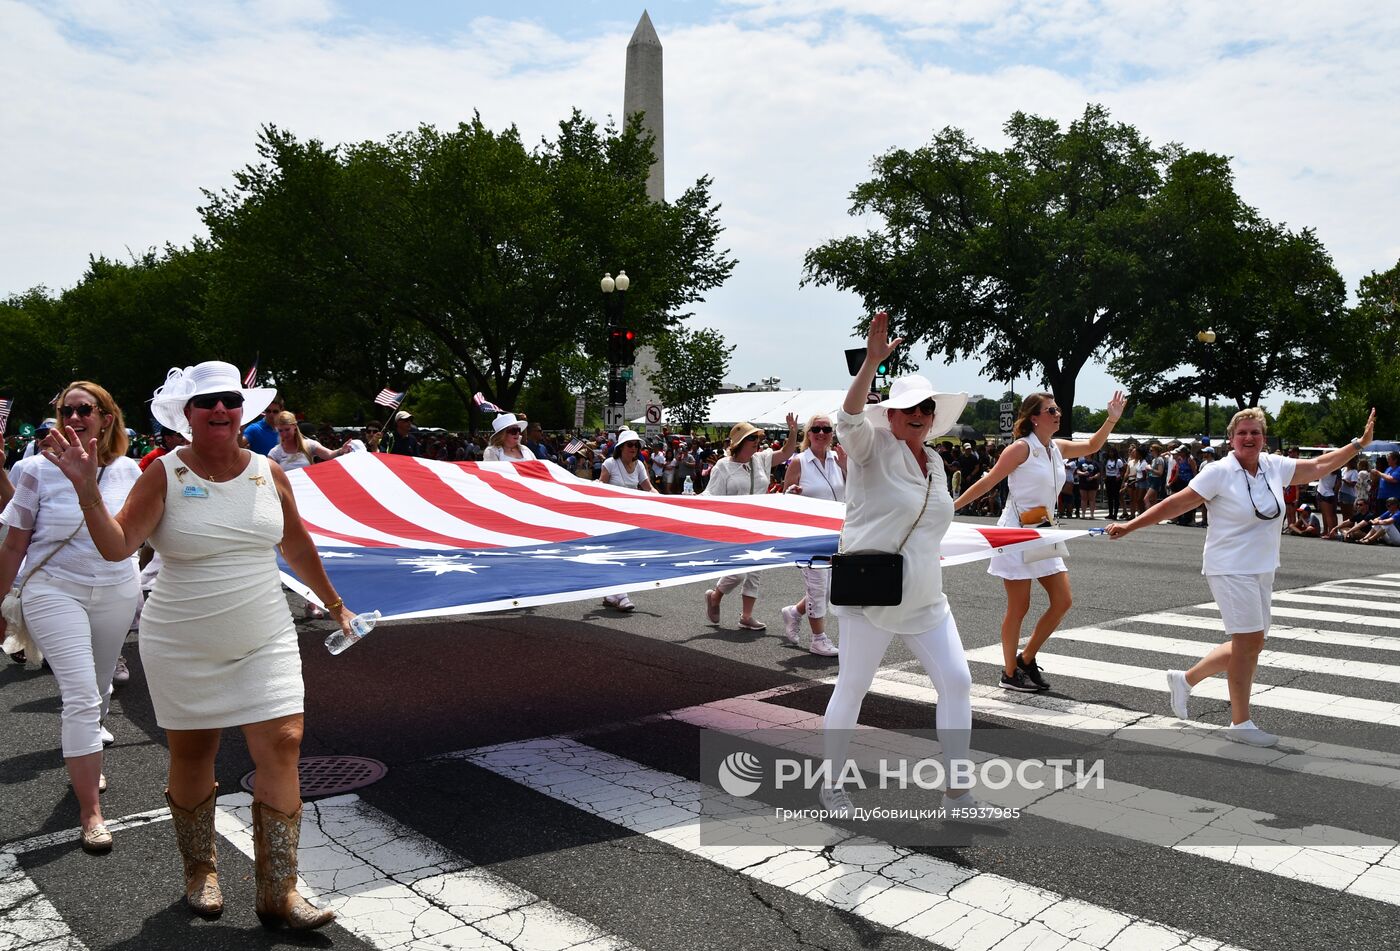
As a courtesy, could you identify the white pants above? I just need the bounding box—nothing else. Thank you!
[799,566,829,619]
[715,573,759,598]
[823,612,974,788]
[22,571,140,757]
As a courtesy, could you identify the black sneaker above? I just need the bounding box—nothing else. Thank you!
[1017,653,1050,691]
[999,669,1039,692]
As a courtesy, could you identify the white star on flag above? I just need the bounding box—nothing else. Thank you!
[730,547,791,562]
[398,555,489,575]
[320,552,362,559]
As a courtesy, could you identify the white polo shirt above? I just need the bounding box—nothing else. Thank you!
[1188,451,1297,575]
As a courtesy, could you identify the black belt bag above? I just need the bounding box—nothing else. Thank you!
[822,472,934,608]
[828,551,903,606]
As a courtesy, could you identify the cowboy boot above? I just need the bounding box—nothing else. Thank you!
[164,785,223,917]
[251,800,335,930]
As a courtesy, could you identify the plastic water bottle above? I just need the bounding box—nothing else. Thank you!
[682,476,695,495]
[324,610,381,655]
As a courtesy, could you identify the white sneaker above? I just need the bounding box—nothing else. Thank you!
[809,634,839,657]
[818,786,853,818]
[1223,720,1279,748]
[1166,670,1190,720]
[100,726,115,746]
[780,606,801,645]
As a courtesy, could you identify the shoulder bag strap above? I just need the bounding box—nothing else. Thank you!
[893,473,935,554]
[17,465,106,593]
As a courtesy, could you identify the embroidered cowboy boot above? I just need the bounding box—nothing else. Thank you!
[164,785,223,917]
[251,800,335,930]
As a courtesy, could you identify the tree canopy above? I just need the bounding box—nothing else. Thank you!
[802,103,1343,432]
[200,112,736,412]
[647,326,735,430]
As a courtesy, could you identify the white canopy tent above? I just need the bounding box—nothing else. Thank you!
[632,390,848,429]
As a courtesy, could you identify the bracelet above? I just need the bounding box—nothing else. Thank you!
[324,597,344,613]
[80,496,103,511]
[1351,438,1363,449]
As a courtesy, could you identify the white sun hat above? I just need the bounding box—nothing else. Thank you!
[150,362,278,436]
[491,412,523,435]
[866,374,968,440]
[615,429,643,446]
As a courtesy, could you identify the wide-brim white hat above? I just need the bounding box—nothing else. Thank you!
[492,412,523,435]
[615,429,642,446]
[150,362,277,436]
[865,374,967,441]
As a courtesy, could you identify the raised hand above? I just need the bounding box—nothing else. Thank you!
[1361,408,1377,447]
[1106,390,1128,422]
[786,412,800,433]
[41,424,100,487]
[867,311,903,365]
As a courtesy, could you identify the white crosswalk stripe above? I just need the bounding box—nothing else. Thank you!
[453,736,1255,951]
[1272,591,1400,613]
[1120,611,1400,653]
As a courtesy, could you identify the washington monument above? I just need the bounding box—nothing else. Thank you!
[622,11,663,419]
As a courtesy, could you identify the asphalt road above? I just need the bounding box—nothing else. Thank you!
[3,518,1399,950]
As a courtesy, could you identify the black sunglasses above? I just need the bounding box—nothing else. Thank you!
[502,428,522,436]
[59,403,98,419]
[189,392,245,410]
[1242,470,1281,521]
[808,426,833,434]
[898,399,936,416]
[1036,405,1062,416]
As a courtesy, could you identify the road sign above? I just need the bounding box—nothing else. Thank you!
[999,401,1015,441]
[574,395,586,428]
[645,403,662,425]
[605,405,625,431]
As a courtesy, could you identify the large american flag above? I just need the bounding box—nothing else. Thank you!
[280,454,1083,621]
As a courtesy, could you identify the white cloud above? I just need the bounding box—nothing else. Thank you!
[4,0,1397,413]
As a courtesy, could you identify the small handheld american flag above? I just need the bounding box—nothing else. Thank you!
[0,397,11,435]
[243,357,259,388]
[473,392,504,414]
[563,437,585,454]
[374,388,406,409]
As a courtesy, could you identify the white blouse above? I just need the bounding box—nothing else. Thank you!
[269,439,325,471]
[1,456,141,586]
[484,444,537,463]
[833,409,953,634]
[602,456,649,490]
[704,449,774,497]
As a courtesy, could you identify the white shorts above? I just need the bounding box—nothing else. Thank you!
[1206,572,1274,635]
[987,549,1066,581]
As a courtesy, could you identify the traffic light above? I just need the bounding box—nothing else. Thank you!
[621,329,637,365]
[608,378,628,405]
[607,326,625,364]
[876,358,889,376]
[844,347,890,377]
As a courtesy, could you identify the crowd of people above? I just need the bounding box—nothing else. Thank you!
[0,348,1387,905]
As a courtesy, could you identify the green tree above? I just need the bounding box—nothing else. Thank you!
[0,287,69,427]
[1329,258,1400,442]
[201,113,736,413]
[803,104,1261,434]
[646,326,735,430]
[1111,220,1349,410]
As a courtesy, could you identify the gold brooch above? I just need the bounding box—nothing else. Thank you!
[249,474,267,487]
[174,466,188,482]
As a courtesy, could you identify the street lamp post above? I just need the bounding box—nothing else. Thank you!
[602,271,632,431]
[1196,329,1216,438]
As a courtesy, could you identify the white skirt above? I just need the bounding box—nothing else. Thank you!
[987,549,1066,581]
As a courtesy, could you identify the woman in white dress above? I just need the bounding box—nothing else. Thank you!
[0,381,141,854]
[267,411,350,471]
[46,362,351,929]
[1109,407,1376,746]
[954,390,1126,693]
[779,413,845,656]
[703,415,799,631]
[597,429,659,612]
[483,413,536,462]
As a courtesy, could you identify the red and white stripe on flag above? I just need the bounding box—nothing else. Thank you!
[242,361,258,388]
[374,388,405,408]
[284,456,1086,621]
[563,438,585,454]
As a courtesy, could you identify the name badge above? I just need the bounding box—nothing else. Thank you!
[182,485,209,499]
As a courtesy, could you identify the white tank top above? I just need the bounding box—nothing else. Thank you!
[795,448,845,502]
[998,435,1064,527]
[602,455,648,491]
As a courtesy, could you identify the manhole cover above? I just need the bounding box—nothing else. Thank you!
[240,755,387,798]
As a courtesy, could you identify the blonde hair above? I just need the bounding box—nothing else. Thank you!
[1012,392,1055,439]
[57,381,128,465]
[274,411,309,459]
[800,414,834,452]
[1226,407,1268,439]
